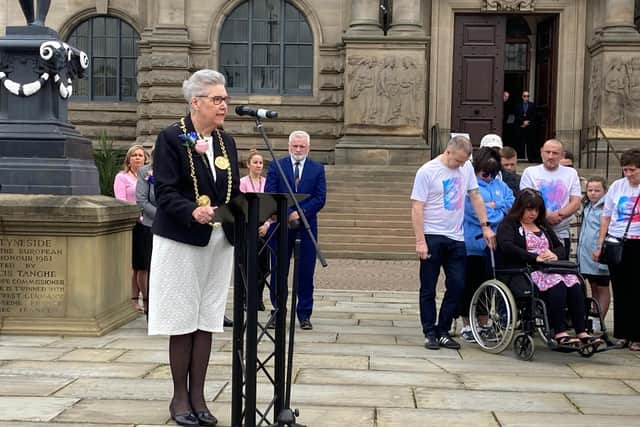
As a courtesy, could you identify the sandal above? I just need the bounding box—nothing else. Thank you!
[131,297,144,314]
[616,339,629,348]
[556,335,580,346]
[629,342,640,351]
[579,335,605,348]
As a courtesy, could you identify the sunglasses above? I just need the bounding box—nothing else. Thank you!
[480,171,497,179]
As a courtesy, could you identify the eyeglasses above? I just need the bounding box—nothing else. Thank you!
[480,171,497,179]
[198,95,231,105]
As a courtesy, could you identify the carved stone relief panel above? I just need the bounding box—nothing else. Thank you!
[345,52,425,129]
[483,0,535,12]
[588,58,603,126]
[598,55,640,129]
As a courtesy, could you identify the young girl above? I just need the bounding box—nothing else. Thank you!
[578,176,610,330]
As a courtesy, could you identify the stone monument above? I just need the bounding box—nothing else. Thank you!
[0,1,140,335]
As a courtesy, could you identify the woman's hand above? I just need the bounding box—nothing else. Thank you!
[536,250,558,262]
[259,222,270,237]
[192,205,216,224]
[592,248,601,262]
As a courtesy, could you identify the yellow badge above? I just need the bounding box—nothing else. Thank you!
[197,195,211,207]
[214,156,230,170]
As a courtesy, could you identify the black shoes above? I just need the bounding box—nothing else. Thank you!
[438,334,461,350]
[169,402,199,426]
[424,335,440,350]
[194,410,218,426]
[300,318,313,330]
[223,316,233,327]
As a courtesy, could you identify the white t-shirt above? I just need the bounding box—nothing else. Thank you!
[411,159,478,241]
[520,164,582,238]
[603,178,640,239]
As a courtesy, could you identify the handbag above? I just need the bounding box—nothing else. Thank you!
[599,190,640,265]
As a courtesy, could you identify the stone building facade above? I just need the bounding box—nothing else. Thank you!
[1,0,639,165]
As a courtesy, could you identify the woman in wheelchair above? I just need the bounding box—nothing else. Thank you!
[496,189,603,347]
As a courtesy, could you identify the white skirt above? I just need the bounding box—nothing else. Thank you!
[148,229,233,335]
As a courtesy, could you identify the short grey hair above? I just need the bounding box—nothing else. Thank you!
[289,130,310,145]
[182,69,226,102]
[446,135,472,155]
[543,138,565,151]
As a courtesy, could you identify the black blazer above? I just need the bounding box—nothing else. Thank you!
[152,116,240,246]
[514,101,536,127]
[497,217,567,268]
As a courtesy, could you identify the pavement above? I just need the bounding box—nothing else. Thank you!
[1,258,640,426]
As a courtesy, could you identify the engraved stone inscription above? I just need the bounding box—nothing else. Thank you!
[0,236,66,316]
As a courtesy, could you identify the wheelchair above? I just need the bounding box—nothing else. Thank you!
[468,253,619,361]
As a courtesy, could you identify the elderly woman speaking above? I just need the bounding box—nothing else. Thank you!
[148,69,240,426]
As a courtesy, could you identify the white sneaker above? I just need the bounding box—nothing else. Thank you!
[460,326,476,343]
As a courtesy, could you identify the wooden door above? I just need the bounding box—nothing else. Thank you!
[451,15,506,147]
[535,15,558,142]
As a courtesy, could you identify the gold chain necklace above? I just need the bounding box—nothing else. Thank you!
[179,117,232,207]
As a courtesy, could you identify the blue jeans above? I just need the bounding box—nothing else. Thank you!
[419,234,466,338]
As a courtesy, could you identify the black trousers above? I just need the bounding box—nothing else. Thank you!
[608,239,640,341]
[540,282,586,335]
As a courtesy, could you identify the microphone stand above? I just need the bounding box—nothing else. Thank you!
[254,117,326,427]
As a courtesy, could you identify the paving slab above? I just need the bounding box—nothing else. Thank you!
[369,356,446,373]
[53,377,224,400]
[415,388,577,413]
[57,348,127,362]
[216,383,415,408]
[54,399,169,424]
[0,336,61,347]
[570,363,640,379]
[567,393,640,415]
[0,360,157,378]
[376,408,499,427]
[357,319,394,326]
[0,423,130,427]
[0,346,71,361]
[461,374,635,394]
[296,368,461,388]
[0,397,79,422]
[353,313,419,321]
[45,336,121,349]
[291,342,460,359]
[626,380,640,393]
[0,375,74,397]
[495,411,640,426]
[336,333,396,344]
[431,358,579,377]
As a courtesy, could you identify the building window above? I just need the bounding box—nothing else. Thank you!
[67,16,139,101]
[220,0,313,94]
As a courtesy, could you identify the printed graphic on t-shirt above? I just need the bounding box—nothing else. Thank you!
[615,196,640,222]
[539,180,568,212]
[443,176,462,211]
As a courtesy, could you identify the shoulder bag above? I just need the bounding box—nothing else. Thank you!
[599,190,640,265]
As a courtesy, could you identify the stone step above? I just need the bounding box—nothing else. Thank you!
[319,212,409,222]
[326,193,410,202]
[319,218,412,228]
[320,226,414,237]
[323,205,409,215]
[320,234,414,244]
[323,249,415,260]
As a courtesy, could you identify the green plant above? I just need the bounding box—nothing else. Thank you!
[93,131,125,197]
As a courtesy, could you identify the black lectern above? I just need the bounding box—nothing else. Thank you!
[218,192,306,427]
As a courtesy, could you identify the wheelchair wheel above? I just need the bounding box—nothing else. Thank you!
[469,279,518,354]
[579,344,597,358]
[513,333,535,361]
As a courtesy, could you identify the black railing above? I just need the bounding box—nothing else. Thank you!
[578,125,621,181]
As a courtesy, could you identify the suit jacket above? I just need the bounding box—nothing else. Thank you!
[514,101,536,127]
[265,156,326,230]
[136,164,157,227]
[152,115,240,246]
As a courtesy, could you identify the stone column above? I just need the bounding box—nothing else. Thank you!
[587,0,640,165]
[387,0,424,35]
[136,0,191,146]
[603,0,636,33]
[345,0,382,35]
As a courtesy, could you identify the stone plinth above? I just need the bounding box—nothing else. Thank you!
[0,195,140,336]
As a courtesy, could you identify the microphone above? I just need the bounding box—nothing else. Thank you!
[235,105,278,119]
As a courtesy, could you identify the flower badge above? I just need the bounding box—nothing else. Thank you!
[178,130,209,163]
[145,169,154,184]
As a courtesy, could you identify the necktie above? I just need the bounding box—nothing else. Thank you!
[294,161,300,191]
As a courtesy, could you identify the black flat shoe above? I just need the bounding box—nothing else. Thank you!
[194,410,218,426]
[172,412,199,426]
[223,316,233,327]
[170,402,199,426]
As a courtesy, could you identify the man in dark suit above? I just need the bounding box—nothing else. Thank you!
[265,130,327,330]
[514,90,538,162]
